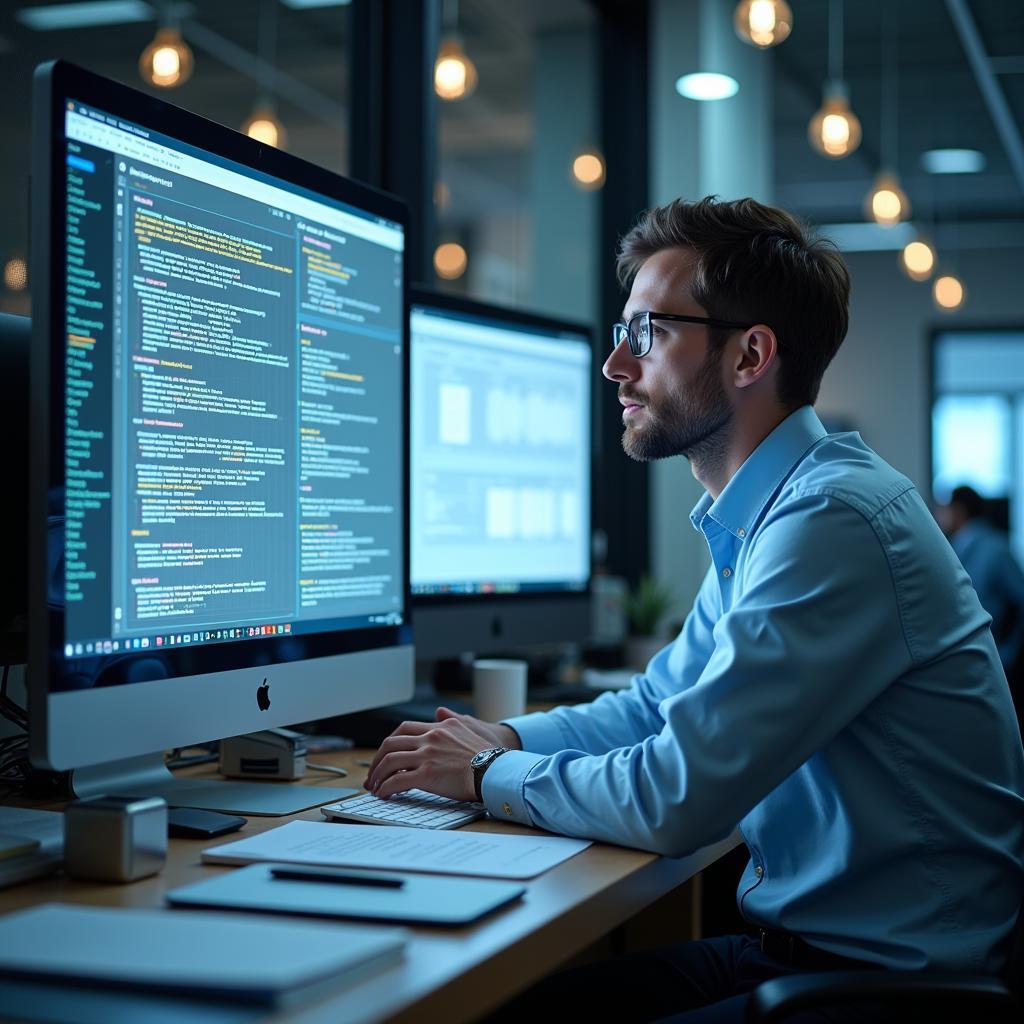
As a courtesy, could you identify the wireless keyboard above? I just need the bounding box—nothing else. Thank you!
[320,789,486,830]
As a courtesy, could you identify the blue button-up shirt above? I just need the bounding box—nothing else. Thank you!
[951,519,1024,671]
[485,406,1024,972]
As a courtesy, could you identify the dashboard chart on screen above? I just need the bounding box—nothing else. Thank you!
[409,291,593,659]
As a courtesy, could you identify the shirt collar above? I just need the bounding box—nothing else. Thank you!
[689,405,829,539]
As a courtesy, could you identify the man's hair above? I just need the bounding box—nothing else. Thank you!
[616,196,851,408]
[951,485,985,520]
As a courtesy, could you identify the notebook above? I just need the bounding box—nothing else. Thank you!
[168,862,525,925]
[0,903,405,1009]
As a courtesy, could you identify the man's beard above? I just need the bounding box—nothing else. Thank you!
[620,347,733,463]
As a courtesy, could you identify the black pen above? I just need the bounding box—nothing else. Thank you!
[269,865,404,888]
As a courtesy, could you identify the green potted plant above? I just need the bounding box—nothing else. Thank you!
[625,575,674,669]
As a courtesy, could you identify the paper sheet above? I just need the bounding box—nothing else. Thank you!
[202,820,590,879]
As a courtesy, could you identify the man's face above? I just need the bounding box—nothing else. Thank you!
[603,248,734,462]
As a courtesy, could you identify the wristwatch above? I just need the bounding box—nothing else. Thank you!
[470,747,509,803]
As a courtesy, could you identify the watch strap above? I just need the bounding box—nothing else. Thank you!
[471,747,508,803]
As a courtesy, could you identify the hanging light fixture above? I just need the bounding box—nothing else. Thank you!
[3,256,27,292]
[243,107,286,148]
[865,9,910,225]
[808,0,861,158]
[734,0,793,49]
[571,149,606,190]
[900,238,936,281]
[866,172,910,226]
[242,1,287,148]
[434,242,468,280]
[933,274,965,312]
[434,0,477,101]
[139,5,193,89]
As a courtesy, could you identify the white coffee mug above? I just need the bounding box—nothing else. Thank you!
[472,659,528,722]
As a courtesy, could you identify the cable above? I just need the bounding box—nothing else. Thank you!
[306,761,349,778]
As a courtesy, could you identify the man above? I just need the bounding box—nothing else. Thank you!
[940,484,1024,732]
[367,197,1024,1022]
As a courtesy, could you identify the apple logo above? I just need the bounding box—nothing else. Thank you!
[256,678,271,711]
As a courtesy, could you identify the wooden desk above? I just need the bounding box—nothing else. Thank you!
[0,751,738,1023]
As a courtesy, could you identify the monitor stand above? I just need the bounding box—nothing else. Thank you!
[70,753,356,816]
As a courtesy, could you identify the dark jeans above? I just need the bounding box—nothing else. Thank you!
[485,934,892,1024]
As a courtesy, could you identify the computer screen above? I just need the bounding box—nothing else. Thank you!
[29,62,412,812]
[409,289,592,658]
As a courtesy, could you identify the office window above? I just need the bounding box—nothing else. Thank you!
[432,0,600,323]
[0,0,352,315]
[932,331,1024,563]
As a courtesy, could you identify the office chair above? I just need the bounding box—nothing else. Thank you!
[746,902,1021,1023]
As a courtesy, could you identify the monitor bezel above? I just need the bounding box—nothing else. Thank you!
[30,61,412,768]
[408,286,594,612]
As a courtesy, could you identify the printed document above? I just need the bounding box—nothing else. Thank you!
[203,820,590,879]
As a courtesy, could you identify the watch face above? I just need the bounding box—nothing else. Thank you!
[471,747,499,768]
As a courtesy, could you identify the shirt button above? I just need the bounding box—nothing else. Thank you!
[502,802,513,817]
[722,567,732,578]
[737,528,746,538]
[754,865,764,878]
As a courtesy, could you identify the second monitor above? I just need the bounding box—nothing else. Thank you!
[410,290,593,659]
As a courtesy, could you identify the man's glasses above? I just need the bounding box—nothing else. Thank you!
[611,311,753,358]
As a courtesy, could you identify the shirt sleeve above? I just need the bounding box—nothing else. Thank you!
[483,492,915,854]
[502,565,721,757]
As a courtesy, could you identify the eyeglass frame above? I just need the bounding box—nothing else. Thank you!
[611,311,760,359]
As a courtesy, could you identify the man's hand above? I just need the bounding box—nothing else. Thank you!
[364,707,522,802]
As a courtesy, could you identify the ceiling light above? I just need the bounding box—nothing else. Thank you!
[243,107,286,149]
[434,38,477,101]
[734,0,792,48]
[434,243,467,281]
[139,27,194,88]
[3,257,27,292]
[809,0,860,159]
[571,150,606,190]
[900,238,935,281]
[933,274,965,311]
[809,84,861,158]
[869,11,908,224]
[866,171,910,226]
[16,1,152,31]
[675,73,739,101]
[921,149,986,174]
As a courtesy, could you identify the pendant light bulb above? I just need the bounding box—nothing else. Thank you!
[571,149,606,190]
[434,242,468,280]
[434,38,478,101]
[900,238,935,281]
[808,83,861,158]
[933,274,965,312]
[243,106,286,149]
[734,0,793,48]
[139,27,193,88]
[866,171,910,226]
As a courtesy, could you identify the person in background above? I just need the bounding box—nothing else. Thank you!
[940,484,1024,729]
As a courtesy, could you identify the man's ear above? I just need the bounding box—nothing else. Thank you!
[732,325,780,390]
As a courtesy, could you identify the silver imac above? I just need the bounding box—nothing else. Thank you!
[409,290,593,659]
[29,62,413,814]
